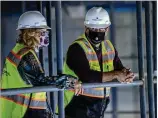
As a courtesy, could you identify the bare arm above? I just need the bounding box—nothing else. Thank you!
[102,70,135,83]
[102,71,118,82]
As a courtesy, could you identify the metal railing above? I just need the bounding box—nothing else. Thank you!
[1,79,156,118]
[1,80,144,118]
[0,80,144,96]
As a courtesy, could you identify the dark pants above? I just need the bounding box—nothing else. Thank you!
[65,95,110,118]
[23,108,49,118]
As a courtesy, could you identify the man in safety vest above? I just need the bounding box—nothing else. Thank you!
[63,7,135,118]
[0,11,80,118]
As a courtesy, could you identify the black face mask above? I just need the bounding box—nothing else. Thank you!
[88,30,105,44]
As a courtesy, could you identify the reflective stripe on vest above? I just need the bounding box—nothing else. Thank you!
[6,51,21,67]
[6,47,33,67]
[1,94,47,109]
[103,40,115,63]
[81,88,110,98]
[81,86,110,98]
[82,39,115,63]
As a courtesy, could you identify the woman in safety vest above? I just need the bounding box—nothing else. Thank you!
[62,7,135,118]
[0,11,80,118]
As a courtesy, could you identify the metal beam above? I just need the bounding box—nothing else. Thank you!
[1,85,59,96]
[55,2,63,75]
[145,1,155,118]
[37,1,44,68]
[82,80,143,88]
[152,1,157,72]
[105,111,150,114]
[45,1,56,114]
[152,2,157,117]
[136,1,147,118]
[1,80,143,96]
[110,2,117,118]
[46,1,53,77]
[55,1,64,118]
[21,1,26,13]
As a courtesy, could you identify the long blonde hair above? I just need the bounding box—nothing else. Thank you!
[17,28,41,48]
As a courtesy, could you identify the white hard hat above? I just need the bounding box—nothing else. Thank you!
[84,7,111,29]
[16,11,51,30]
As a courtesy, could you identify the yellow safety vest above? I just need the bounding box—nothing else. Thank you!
[62,34,115,108]
[0,43,47,118]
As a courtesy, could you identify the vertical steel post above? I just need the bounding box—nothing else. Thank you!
[46,1,56,114]
[46,0,53,77]
[136,2,147,118]
[55,1,64,118]
[21,1,26,13]
[145,2,155,118]
[110,1,116,45]
[152,1,157,71]
[37,1,44,68]
[154,83,157,118]
[152,1,157,118]
[110,2,117,118]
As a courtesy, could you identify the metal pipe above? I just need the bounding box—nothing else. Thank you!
[152,1,157,71]
[55,1,64,118]
[58,90,64,118]
[110,1,116,45]
[110,2,117,118]
[1,85,59,96]
[104,111,150,114]
[46,1,53,76]
[136,2,147,118]
[1,80,143,96]
[21,1,26,13]
[55,2,63,74]
[82,80,143,88]
[145,2,155,118]
[152,2,157,117]
[45,1,56,113]
[153,78,157,84]
[154,84,157,117]
[37,1,44,68]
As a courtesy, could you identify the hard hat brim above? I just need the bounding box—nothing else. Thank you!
[16,26,51,30]
[84,23,111,29]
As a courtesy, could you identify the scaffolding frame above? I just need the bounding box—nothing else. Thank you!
[1,1,157,118]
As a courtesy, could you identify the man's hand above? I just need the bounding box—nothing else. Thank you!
[123,68,135,83]
[74,82,84,96]
[115,68,135,83]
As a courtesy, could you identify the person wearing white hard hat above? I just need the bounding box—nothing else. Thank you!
[62,7,135,118]
[0,11,81,118]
